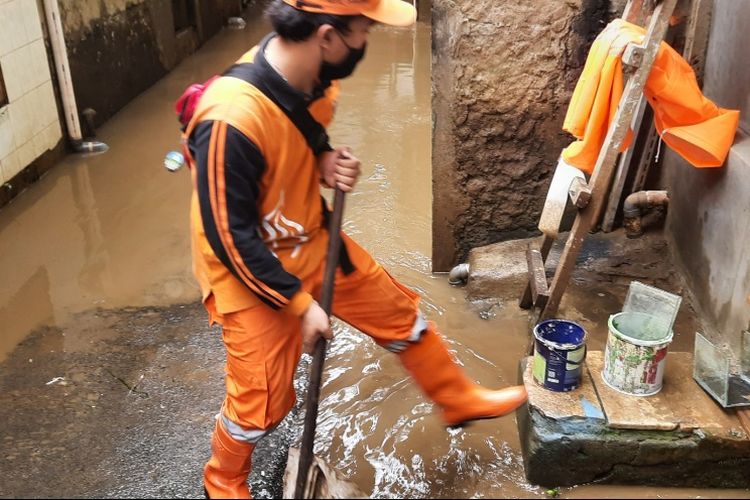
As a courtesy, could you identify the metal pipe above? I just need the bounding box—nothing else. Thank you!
[623,190,669,238]
[42,0,108,154]
[448,263,470,286]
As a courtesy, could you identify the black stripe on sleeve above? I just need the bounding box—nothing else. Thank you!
[190,120,302,309]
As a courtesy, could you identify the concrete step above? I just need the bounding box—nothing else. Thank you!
[517,354,750,488]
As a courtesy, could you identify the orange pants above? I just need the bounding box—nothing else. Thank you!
[205,234,424,437]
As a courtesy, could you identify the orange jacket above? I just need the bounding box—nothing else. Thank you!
[184,35,339,315]
[562,19,740,175]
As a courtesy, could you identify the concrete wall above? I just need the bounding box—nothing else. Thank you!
[59,0,243,128]
[431,0,625,271]
[0,0,63,189]
[665,0,750,354]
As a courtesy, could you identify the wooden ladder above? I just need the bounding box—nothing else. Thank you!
[519,0,679,322]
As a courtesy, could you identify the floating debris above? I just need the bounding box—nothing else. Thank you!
[45,377,67,386]
[227,16,246,29]
[164,150,186,172]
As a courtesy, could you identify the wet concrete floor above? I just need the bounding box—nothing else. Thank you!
[0,3,749,499]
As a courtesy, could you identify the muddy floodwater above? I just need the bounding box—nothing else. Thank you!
[0,4,748,500]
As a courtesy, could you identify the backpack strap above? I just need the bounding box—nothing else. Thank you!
[223,63,333,157]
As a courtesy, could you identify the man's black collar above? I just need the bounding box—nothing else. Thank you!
[253,33,332,112]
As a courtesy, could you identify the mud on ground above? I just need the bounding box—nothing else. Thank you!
[0,303,304,499]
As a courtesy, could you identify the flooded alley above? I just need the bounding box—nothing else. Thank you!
[1,2,749,499]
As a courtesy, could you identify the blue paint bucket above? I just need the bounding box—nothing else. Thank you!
[532,320,587,392]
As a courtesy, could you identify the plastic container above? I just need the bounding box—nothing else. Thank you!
[227,16,246,29]
[164,150,185,172]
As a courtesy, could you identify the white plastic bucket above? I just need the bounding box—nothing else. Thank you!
[602,311,673,396]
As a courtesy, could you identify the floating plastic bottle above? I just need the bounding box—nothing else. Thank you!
[227,16,246,29]
[164,150,186,172]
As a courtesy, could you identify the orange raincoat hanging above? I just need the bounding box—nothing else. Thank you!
[562,19,740,175]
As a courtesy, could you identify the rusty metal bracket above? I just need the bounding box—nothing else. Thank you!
[568,177,592,209]
[623,43,646,67]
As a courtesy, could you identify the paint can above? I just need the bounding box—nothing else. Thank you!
[602,311,673,396]
[532,320,587,392]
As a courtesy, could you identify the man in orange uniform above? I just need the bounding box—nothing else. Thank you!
[184,1,528,497]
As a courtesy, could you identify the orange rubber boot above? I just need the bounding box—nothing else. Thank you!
[204,421,254,499]
[398,327,528,426]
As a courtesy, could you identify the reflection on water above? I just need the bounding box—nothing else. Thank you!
[314,19,538,499]
[0,19,274,362]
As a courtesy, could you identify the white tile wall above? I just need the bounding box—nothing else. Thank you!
[0,2,18,58]
[28,82,49,136]
[29,38,52,90]
[0,149,20,182]
[20,0,43,43]
[2,38,52,104]
[41,119,61,152]
[1,42,29,102]
[8,93,33,146]
[0,1,27,58]
[32,127,47,157]
[37,80,58,130]
[0,0,63,184]
[16,138,35,173]
[0,106,12,159]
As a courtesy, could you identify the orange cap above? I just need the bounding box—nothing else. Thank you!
[283,0,416,26]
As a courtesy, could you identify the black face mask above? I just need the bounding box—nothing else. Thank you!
[319,31,366,82]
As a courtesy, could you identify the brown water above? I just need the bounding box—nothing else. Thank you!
[0,19,276,362]
[0,4,747,499]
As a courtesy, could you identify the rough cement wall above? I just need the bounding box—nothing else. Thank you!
[665,0,750,356]
[59,0,242,127]
[431,0,625,271]
[60,0,164,127]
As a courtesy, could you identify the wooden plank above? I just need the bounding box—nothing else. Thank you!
[541,0,678,321]
[683,0,713,85]
[284,447,367,499]
[631,122,658,193]
[519,235,554,309]
[631,0,712,197]
[527,246,549,308]
[602,96,649,232]
[589,351,678,431]
[568,177,592,209]
[588,351,747,434]
[523,356,606,422]
[622,0,648,25]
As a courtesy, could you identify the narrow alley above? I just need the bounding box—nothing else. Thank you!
[1,1,749,499]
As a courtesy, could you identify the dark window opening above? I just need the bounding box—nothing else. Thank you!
[0,65,8,108]
[172,0,197,33]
